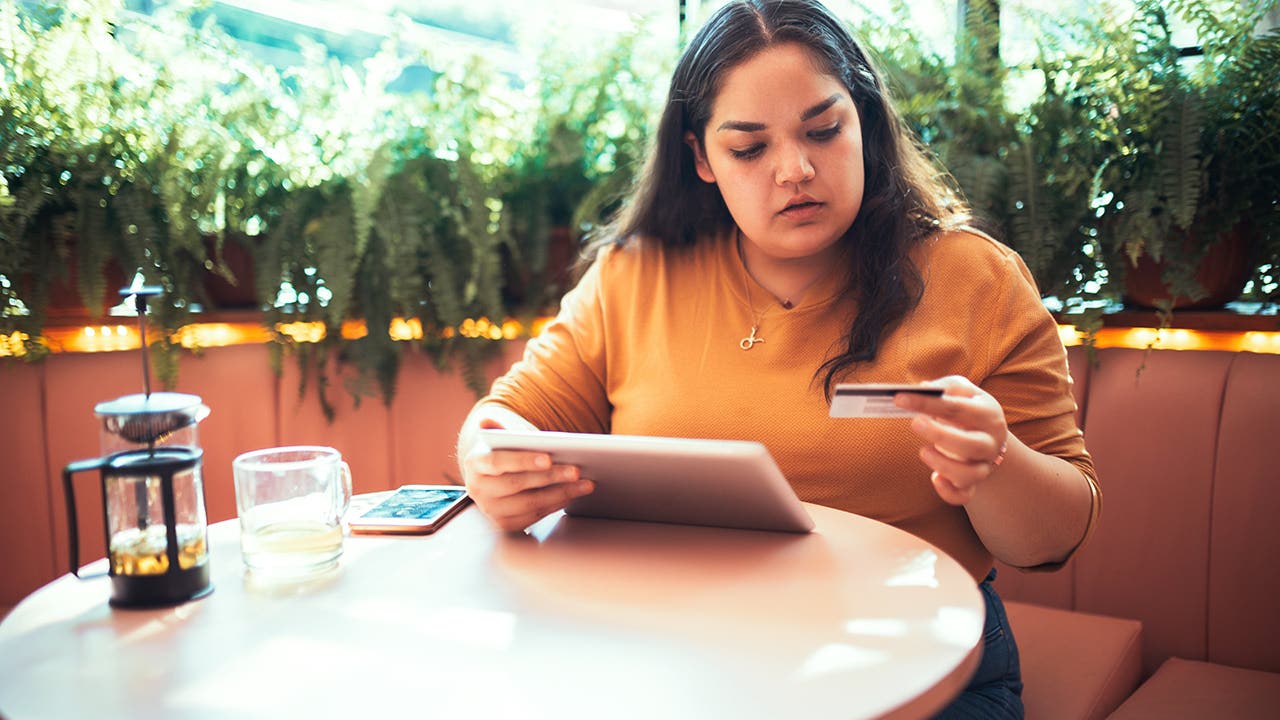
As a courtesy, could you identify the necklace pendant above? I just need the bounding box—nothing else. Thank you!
[739,326,764,350]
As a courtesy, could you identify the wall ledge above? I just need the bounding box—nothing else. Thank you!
[6,309,1280,358]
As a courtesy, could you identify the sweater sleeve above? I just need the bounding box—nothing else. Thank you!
[480,247,614,434]
[981,246,1101,570]
[980,249,1093,477]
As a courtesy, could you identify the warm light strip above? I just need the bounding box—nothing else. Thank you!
[174,323,275,349]
[1058,325,1280,354]
[42,324,142,354]
[1,316,555,357]
[6,322,1278,358]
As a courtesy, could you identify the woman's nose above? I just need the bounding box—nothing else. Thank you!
[775,145,815,186]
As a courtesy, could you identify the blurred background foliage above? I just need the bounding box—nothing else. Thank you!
[864,0,1278,320]
[0,0,670,408]
[1,0,1276,410]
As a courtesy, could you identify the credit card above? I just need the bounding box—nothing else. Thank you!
[829,383,944,418]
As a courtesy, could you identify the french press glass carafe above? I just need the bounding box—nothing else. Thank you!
[62,287,213,607]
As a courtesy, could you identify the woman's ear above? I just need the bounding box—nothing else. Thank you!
[684,131,716,184]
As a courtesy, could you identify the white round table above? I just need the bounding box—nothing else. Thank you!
[0,499,983,719]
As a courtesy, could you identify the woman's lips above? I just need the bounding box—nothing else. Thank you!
[779,200,824,220]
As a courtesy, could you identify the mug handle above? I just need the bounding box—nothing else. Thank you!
[337,461,353,517]
[63,457,108,579]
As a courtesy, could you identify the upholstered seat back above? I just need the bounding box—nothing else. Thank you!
[997,347,1280,677]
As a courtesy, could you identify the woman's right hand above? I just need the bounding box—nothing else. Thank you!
[460,416,595,532]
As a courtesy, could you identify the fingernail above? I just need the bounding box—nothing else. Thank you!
[534,454,551,469]
[561,466,578,481]
[576,479,594,495]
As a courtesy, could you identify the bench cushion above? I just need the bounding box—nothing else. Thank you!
[1005,601,1143,720]
[1107,657,1280,719]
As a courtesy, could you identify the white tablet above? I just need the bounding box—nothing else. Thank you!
[477,430,814,533]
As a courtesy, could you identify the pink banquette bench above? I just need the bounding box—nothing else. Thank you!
[999,346,1280,719]
[3,342,1278,719]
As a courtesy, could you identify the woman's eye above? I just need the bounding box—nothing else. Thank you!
[809,123,842,142]
[729,144,765,160]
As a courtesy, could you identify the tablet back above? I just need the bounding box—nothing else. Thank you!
[478,430,814,533]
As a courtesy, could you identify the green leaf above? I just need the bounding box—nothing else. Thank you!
[1160,89,1203,231]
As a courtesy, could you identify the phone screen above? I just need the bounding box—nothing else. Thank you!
[360,487,468,521]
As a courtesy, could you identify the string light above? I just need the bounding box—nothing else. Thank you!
[389,318,423,341]
[0,331,28,357]
[340,320,368,340]
[276,322,326,344]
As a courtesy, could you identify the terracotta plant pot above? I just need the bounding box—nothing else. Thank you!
[1123,226,1254,310]
[502,225,580,313]
[202,235,259,309]
[30,239,133,320]
[544,225,580,297]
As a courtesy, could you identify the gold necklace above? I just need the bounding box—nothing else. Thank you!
[739,272,766,350]
[736,234,772,351]
[735,233,831,351]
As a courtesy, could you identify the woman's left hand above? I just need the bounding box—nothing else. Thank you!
[894,376,1009,506]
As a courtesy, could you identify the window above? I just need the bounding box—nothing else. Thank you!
[117,0,681,93]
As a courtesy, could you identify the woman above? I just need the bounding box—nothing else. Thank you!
[457,1,1099,716]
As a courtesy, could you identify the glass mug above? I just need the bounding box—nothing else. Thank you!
[233,446,353,575]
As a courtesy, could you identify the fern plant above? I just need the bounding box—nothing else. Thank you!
[1173,0,1280,305]
[1084,1,1207,300]
[857,0,1015,227]
[1004,54,1109,303]
[0,0,289,355]
[1041,0,1279,307]
[501,24,667,314]
[995,0,1280,309]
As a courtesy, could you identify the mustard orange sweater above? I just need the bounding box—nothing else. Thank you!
[484,229,1096,580]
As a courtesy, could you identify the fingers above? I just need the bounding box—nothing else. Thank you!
[910,414,1003,465]
[485,478,596,532]
[897,377,1009,506]
[930,470,976,506]
[919,444,990,505]
[462,446,594,531]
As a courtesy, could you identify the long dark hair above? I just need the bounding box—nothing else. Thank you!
[589,0,968,397]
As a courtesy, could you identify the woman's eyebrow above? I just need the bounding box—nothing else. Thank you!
[800,94,842,121]
[715,94,843,133]
[716,119,766,133]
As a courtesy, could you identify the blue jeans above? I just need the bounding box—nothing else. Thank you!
[933,568,1024,719]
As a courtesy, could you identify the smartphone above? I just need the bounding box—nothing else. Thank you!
[347,485,471,535]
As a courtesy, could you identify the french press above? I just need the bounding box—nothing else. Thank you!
[62,287,213,607]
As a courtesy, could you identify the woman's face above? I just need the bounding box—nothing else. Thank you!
[689,42,864,266]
